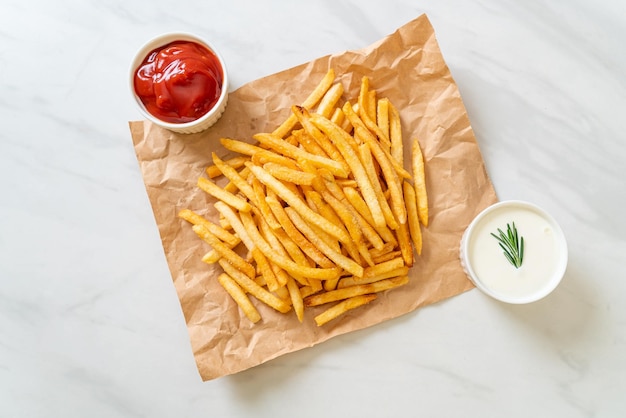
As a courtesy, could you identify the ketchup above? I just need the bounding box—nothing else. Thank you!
[134,40,224,123]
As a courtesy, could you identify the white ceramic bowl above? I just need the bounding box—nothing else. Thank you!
[129,32,229,134]
[460,200,568,304]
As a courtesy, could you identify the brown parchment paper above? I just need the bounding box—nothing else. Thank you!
[129,14,497,381]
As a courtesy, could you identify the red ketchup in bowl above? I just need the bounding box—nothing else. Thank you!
[133,41,224,123]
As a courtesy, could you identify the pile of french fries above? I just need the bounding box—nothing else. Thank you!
[179,69,429,326]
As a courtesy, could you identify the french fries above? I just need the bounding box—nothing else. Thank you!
[179,69,430,326]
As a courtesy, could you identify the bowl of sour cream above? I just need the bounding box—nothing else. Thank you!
[460,200,568,304]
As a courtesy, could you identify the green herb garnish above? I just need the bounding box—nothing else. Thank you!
[491,222,524,268]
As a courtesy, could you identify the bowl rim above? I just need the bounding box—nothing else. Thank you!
[460,200,568,304]
[129,31,229,130]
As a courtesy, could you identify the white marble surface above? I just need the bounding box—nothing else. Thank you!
[1,0,625,416]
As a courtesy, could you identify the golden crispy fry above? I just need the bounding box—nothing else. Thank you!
[218,259,291,314]
[206,156,249,178]
[367,90,377,123]
[197,177,252,213]
[337,267,410,288]
[304,276,409,307]
[395,217,414,267]
[247,164,350,244]
[286,277,304,323]
[389,101,403,165]
[403,181,423,256]
[218,273,261,323]
[272,69,335,138]
[192,224,256,279]
[316,82,345,119]
[376,98,390,151]
[220,137,265,156]
[412,138,429,227]
[262,162,317,186]
[314,294,377,326]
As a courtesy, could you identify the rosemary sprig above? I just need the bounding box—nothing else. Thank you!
[490,222,524,269]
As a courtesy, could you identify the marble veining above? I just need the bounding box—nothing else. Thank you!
[1,0,625,417]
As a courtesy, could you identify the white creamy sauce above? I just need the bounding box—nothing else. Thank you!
[467,206,561,300]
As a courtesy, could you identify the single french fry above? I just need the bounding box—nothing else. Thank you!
[206,156,249,178]
[286,277,304,323]
[217,273,261,323]
[197,177,252,213]
[395,217,414,267]
[314,294,377,326]
[218,259,291,314]
[389,101,403,165]
[304,276,409,307]
[412,138,429,227]
[330,107,345,126]
[192,224,256,279]
[376,98,390,151]
[220,137,265,156]
[338,267,410,288]
[316,82,345,119]
[403,181,423,256]
[272,68,336,138]
[367,90,377,123]
[262,162,317,186]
